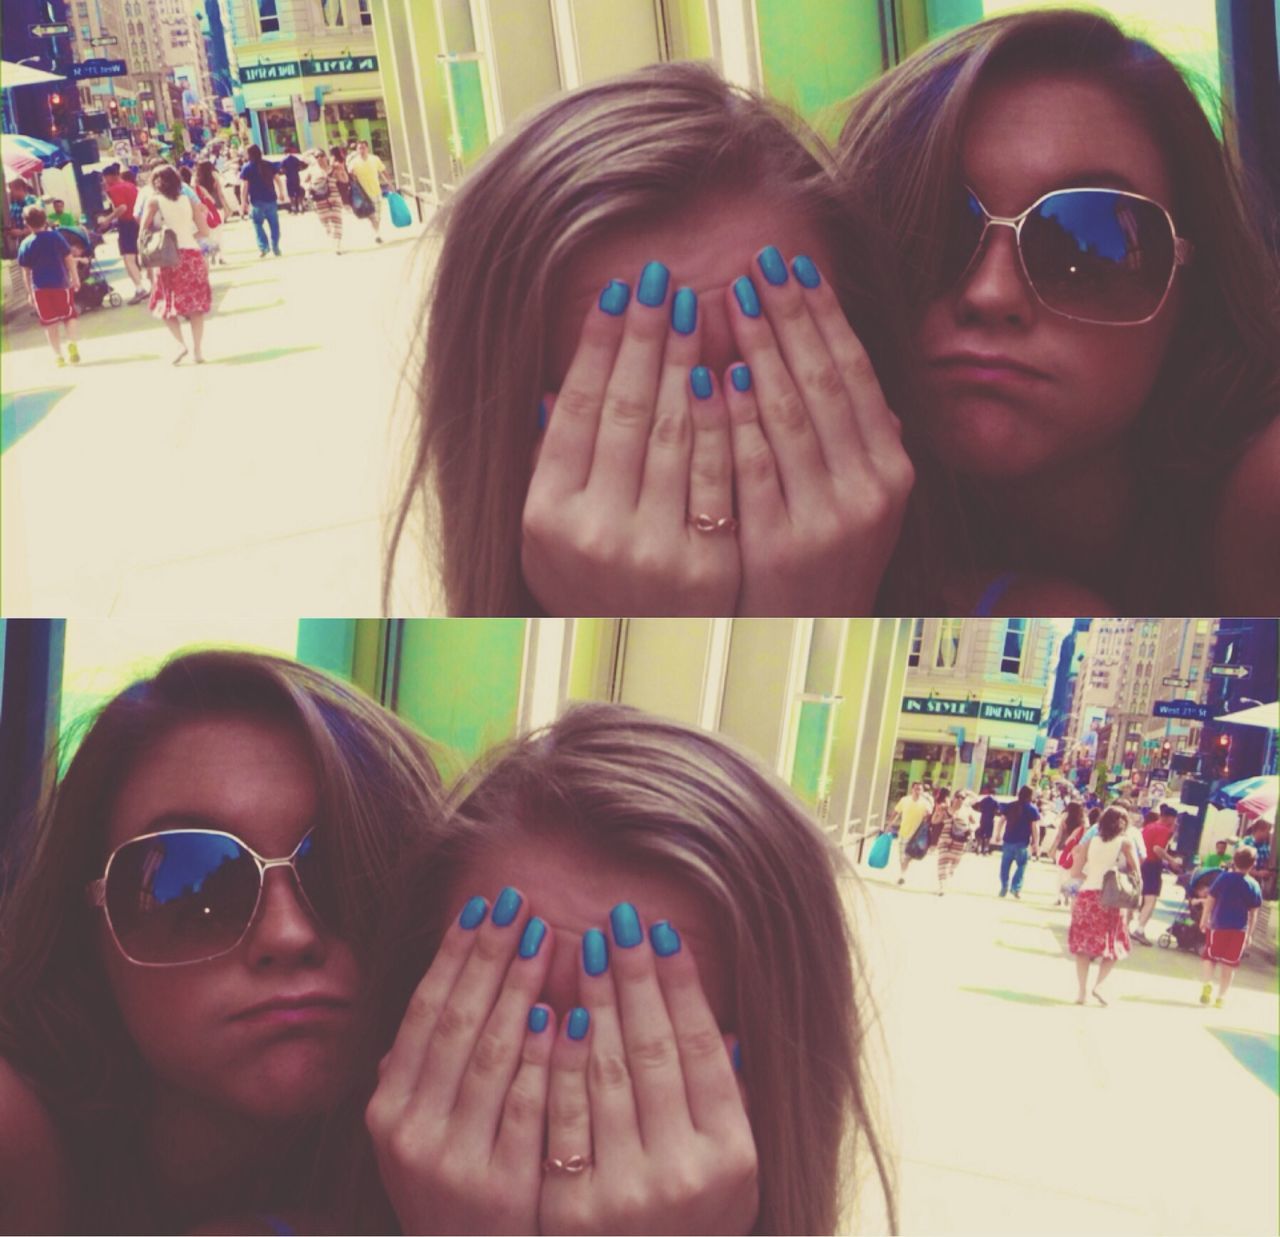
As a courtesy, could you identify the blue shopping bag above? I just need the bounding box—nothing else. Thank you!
[868,831,894,869]
[386,190,412,228]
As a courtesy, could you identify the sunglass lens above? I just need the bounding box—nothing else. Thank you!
[1021,190,1175,323]
[942,189,987,288]
[106,832,259,964]
[293,831,341,928]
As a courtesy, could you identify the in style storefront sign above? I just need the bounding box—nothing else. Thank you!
[902,697,1042,725]
[241,55,378,85]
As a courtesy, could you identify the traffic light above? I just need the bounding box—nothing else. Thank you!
[1214,732,1231,776]
[48,90,70,135]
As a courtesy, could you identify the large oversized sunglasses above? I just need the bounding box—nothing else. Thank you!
[86,828,336,966]
[947,186,1194,325]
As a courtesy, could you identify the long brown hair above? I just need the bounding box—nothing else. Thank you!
[0,649,445,1231]
[838,8,1280,609]
[370,702,898,1234]
[386,60,920,616]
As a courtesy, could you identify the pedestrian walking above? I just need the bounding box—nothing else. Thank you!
[194,159,233,225]
[96,164,149,302]
[1067,806,1141,1006]
[140,166,212,364]
[1054,801,1088,906]
[888,782,933,886]
[180,167,223,266]
[347,138,391,244]
[1133,804,1182,944]
[998,786,1041,899]
[16,204,82,366]
[305,149,345,255]
[934,790,972,894]
[1198,845,1262,1008]
[280,147,308,214]
[239,144,283,258]
[972,787,1003,855]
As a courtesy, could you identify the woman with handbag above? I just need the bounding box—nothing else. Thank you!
[139,165,212,365]
[933,789,972,895]
[306,149,345,255]
[1066,806,1141,1006]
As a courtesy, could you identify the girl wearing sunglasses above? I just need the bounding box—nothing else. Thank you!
[0,650,446,1233]
[385,61,924,617]
[364,702,896,1235]
[838,7,1280,614]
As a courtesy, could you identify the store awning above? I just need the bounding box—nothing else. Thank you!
[1214,701,1279,730]
[0,60,66,89]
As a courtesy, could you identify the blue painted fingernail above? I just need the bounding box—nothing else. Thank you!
[599,279,630,316]
[492,886,522,927]
[690,366,713,400]
[583,928,609,976]
[732,1041,743,1072]
[537,399,548,431]
[519,916,548,959]
[792,255,821,288]
[459,896,487,930]
[733,275,761,318]
[528,1005,550,1034]
[567,1006,590,1041]
[730,364,752,393]
[757,245,788,286]
[637,260,669,307]
[650,920,682,957]
[610,902,643,949]
[671,286,697,335]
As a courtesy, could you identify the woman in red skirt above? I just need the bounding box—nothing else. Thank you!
[140,166,213,364]
[1067,806,1141,1006]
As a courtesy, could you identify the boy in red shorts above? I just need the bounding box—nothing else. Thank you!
[1198,845,1262,1008]
[16,204,82,366]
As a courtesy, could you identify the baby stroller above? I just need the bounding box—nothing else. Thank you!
[1158,867,1214,952]
[60,226,123,312]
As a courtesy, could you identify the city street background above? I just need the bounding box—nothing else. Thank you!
[1,210,436,614]
[860,847,1278,1236]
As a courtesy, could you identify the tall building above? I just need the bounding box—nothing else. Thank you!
[223,0,384,157]
[1062,619,1219,793]
[889,618,1062,799]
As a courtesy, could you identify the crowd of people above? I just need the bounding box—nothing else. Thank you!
[6,136,399,367]
[882,777,1273,1008]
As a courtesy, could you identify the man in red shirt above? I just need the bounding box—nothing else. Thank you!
[97,163,147,302]
[1133,803,1182,943]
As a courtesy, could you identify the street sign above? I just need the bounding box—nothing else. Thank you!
[71,60,127,80]
[30,22,71,37]
[1162,676,1191,688]
[301,54,379,76]
[90,36,120,47]
[1209,664,1251,679]
[241,61,301,84]
[1154,700,1210,721]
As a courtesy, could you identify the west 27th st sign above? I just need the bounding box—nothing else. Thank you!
[902,697,1042,725]
[71,59,127,79]
[241,55,379,84]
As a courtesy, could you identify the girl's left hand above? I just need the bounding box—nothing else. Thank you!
[539,906,758,1236]
[723,249,915,616]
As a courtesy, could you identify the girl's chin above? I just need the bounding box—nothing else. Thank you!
[921,398,1054,477]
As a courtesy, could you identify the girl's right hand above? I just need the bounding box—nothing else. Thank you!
[365,889,556,1235]
[521,263,740,616]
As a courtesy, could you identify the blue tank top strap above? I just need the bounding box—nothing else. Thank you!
[973,571,1019,617]
[257,1216,297,1237]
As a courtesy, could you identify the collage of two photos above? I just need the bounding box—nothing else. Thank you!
[1,1,1279,1235]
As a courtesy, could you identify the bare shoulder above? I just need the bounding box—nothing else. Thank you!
[0,1057,71,1232]
[1214,417,1280,610]
[941,572,1116,617]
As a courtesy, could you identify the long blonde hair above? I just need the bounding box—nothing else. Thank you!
[838,8,1280,610]
[373,702,898,1234]
[386,60,916,616]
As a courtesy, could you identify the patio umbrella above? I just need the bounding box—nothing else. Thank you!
[1237,779,1277,823]
[0,60,65,90]
[2,146,43,179]
[1210,774,1276,809]
[4,133,70,169]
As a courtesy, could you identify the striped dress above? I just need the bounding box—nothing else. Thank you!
[307,168,344,245]
[936,812,970,885]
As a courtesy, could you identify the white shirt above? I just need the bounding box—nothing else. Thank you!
[150,192,201,249]
[1081,834,1127,892]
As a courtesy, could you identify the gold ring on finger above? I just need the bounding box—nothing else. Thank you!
[543,1154,593,1176]
[689,513,738,534]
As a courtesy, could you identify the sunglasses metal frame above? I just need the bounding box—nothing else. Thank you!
[86,827,325,967]
[958,185,1195,326]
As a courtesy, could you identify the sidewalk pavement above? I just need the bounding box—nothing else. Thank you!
[851,844,1278,1235]
[2,208,438,615]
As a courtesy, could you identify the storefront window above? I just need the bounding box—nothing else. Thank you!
[257,0,280,35]
[908,617,924,667]
[935,617,962,669]
[322,0,346,27]
[1000,618,1025,675]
